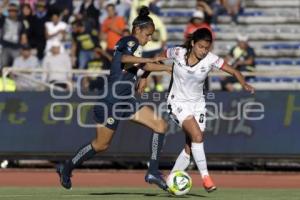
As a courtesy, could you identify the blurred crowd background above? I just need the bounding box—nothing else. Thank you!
[0,0,299,92]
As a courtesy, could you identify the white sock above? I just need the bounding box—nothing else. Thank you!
[171,149,190,172]
[191,142,209,178]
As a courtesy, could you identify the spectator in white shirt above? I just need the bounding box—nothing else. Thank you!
[45,11,68,54]
[12,45,40,91]
[42,41,72,90]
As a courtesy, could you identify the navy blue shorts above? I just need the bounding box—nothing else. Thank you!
[93,98,141,130]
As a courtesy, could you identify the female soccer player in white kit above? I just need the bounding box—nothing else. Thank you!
[163,28,255,192]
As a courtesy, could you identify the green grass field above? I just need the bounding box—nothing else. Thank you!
[0,187,299,200]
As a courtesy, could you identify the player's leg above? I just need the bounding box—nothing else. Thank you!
[57,125,115,189]
[182,116,216,192]
[57,103,117,189]
[130,106,168,190]
[62,125,114,175]
[168,102,192,172]
[171,135,191,172]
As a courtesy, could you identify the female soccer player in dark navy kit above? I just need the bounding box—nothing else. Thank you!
[56,7,170,191]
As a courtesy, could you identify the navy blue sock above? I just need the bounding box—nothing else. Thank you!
[148,133,165,174]
[64,143,96,175]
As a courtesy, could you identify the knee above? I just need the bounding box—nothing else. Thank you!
[191,133,204,143]
[153,119,168,133]
[92,141,110,152]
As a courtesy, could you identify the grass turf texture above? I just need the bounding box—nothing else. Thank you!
[0,188,299,200]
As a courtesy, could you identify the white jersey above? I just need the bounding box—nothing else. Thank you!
[166,46,224,102]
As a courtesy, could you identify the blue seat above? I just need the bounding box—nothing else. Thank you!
[255,59,273,65]
[167,28,184,33]
[295,60,300,65]
[164,11,193,18]
[252,77,273,82]
[211,77,221,82]
[263,43,300,50]
[239,11,263,17]
[275,59,293,65]
[212,26,221,32]
[275,77,297,82]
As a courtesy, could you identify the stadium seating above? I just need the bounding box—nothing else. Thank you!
[160,0,300,89]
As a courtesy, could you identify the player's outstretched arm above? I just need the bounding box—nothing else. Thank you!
[121,55,167,64]
[143,63,172,73]
[221,62,255,94]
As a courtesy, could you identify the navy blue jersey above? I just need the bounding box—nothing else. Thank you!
[104,36,141,103]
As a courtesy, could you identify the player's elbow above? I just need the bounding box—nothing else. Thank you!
[121,55,131,63]
[143,63,152,71]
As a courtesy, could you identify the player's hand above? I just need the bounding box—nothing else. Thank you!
[243,83,255,94]
[165,66,172,74]
[152,56,167,63]
[136,78,147,94]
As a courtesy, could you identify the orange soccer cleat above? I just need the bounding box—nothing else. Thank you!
[202,175,217,192]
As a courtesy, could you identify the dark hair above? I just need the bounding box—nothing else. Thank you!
[9,3,18,8]
[183,28,213,59]
[21,4,33,15]
[106,3,115,9]
[73,20,84,27]
[50,8,61,17]
[8,3,19,11]
[132,6,154,32]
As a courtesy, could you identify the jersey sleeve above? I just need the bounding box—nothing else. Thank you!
[208,52,225,70]
[164,47,182,60]
[115,36,139,56]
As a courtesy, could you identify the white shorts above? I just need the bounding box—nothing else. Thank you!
[167,100,207,131]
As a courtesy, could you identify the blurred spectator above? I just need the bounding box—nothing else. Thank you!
[142,11,167,92]
[116,0,132,20]
[0,0,17,16]
[71,20,99,69]
[0,70,16,92]
[31,0,49,60]
[0,3,28,68]
[20,0,37,10]
[101,3,126,56]
[21,4,35,49]
[99,0,132,23]
[82,47,112,92]
[47,0,73,22]
[149,0,162,16]
[184,10,213,39]
[196,0,214,24]
[225,0,242,24]
[42,41,72,90]
[122,28,130,36]
[211,0,227,24]
[221,34,255,91]
[45,10,68,54]
[78,0,100,30]
[12,45,40,91]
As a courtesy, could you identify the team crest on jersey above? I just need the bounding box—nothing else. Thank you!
[107,117,115,125]
[177,107,183,113]
[211,58,222,68]
[127,41,135,47]
[175,47,180,56]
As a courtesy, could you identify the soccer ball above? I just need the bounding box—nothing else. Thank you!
[166,170,192,196]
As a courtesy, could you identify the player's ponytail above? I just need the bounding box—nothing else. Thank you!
[183,28,213,59]
[132,6,155,32]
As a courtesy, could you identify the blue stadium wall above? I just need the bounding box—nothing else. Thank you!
[0,91,299,162]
